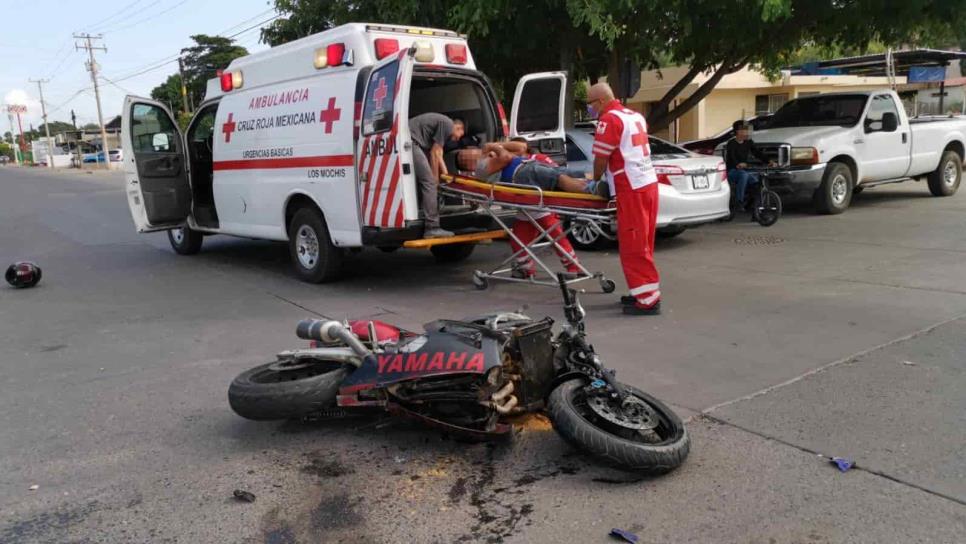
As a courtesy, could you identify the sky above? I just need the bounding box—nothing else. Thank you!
[0,0,275,132]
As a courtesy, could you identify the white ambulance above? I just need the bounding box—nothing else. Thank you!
[121,23,568,282]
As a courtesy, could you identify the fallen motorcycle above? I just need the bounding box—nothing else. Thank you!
[229,274,689,473]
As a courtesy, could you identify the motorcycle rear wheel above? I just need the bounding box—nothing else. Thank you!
[547,379,689,473]
[228,360,349,420]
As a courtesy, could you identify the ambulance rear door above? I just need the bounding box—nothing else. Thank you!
[509,72,567,159]
[357,46,416,230]
[121,96,191,232]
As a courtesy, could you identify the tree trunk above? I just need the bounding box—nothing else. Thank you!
[648,62,746,132]
[647,65,703,124]
[607,49,621,94]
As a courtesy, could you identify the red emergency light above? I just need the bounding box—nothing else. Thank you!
[445,44,467,65]
[654,165,684,185]
[220,71,233,92]
[374,38,400,60]
[327,43,346,67]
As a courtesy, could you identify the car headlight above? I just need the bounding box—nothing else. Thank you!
[790,147,819,165]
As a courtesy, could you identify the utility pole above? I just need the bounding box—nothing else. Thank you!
[6,109,21,165]
[75,34,111,169]
[177,56,191,115]
[29,78,55,168]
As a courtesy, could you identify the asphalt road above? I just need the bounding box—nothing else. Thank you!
[1,166,964,543]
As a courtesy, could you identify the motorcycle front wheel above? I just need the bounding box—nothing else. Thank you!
[228,360,350,420]
[547,379,690,473]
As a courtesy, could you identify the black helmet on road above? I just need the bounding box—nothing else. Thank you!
[5,261,42,288]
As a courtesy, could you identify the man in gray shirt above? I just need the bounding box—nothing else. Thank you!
[409,113,464,238]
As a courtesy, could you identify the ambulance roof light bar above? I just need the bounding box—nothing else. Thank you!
[220,70,243,92]
[365,24,462,39]
[314,43,354,69]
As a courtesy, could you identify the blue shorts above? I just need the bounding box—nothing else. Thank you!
[512,162,585,190]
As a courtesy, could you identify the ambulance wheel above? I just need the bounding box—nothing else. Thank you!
[430,243,475,263]
[168,226,203,255]
[288,208,343,283]
[600,278,617,294]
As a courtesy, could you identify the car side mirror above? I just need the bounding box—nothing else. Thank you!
[882,112,898,132]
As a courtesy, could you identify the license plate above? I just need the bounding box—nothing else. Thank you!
[692,175,709,190]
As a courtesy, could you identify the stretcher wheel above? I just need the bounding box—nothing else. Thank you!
[472,271,488,290]
[600,278,617,294]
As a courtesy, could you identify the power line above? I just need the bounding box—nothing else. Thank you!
[226,14,282,39]
[85,0,156,33]
[99,75,136,95]
[49,88,91,114]
[106,0,193,35]
[215,7,277,36]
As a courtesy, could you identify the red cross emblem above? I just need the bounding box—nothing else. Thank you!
[222,113,236,143]
[319,97,342,134]
[631,121,649,154]
[372,77,389,110]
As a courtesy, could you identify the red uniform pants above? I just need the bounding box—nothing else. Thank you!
[510,213,580,275]
[616,181,660,308]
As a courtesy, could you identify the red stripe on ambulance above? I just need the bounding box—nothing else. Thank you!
[212,155,353,170]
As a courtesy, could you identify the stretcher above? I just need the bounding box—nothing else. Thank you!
[439,174,618,293]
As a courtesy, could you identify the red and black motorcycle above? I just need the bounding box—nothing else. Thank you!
[229,275,689,473]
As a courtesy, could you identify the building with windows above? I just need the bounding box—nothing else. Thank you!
[627,65,904,142]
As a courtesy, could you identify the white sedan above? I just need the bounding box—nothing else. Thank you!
[564,129,731,249]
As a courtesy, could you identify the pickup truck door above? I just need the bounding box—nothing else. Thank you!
[857,94,911,181]
[510,72,567,159]
[121,96,191,232]
[358,47,414,229]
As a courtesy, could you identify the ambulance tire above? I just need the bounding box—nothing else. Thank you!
[288,208,343,283]
[430,243,475,263]
[228,361,350,420]
[167,226,203,255]
[547,379,690,473]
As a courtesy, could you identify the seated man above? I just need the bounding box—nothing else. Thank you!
[725,120,775,209]
[474,141,609,197]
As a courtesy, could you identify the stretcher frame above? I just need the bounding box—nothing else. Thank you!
[439,174,618,293]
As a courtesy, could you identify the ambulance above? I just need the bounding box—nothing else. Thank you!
[121,23,568,282]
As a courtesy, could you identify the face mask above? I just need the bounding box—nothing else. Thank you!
[586,104,598,119]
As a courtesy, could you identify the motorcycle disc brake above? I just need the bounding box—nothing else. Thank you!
[587,393,660,431]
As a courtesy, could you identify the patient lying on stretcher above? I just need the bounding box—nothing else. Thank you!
[468,141,610,198]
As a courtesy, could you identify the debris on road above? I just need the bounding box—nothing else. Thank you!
[829,456,854,472]
[902,360,918,366]
[5,261,42,288]
[610,528,640,543]
[232,489,256,503]
[28,484,39,491]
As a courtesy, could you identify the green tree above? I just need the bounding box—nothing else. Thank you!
[151,73,184,113]
[150,35,248,113]
[262,0,966,132]
[81,122,100,131]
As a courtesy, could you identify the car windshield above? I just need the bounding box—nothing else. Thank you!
[768,95,868,128]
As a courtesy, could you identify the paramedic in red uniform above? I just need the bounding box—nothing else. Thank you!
[587,83,662,315]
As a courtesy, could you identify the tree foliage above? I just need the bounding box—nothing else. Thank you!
[150,35,248,113]
[261,0,966,131]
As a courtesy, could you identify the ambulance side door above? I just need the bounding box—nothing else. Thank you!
[510,72,568,160]
[357,47,416,229]
[121,96,191,232]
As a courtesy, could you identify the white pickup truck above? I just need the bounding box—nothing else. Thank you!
[741,90,965,213]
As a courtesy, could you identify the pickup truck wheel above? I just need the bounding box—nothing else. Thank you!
[288,208,343,283]
[566,218,612,250]
[927,150,961,197]
[813,162,853,215]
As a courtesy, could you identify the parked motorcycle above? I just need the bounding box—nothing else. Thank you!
[228,274,690,473]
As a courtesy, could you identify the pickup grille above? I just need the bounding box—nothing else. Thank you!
[753,144,790,166]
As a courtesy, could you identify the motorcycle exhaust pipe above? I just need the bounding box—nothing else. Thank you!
[296,319,374,368]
